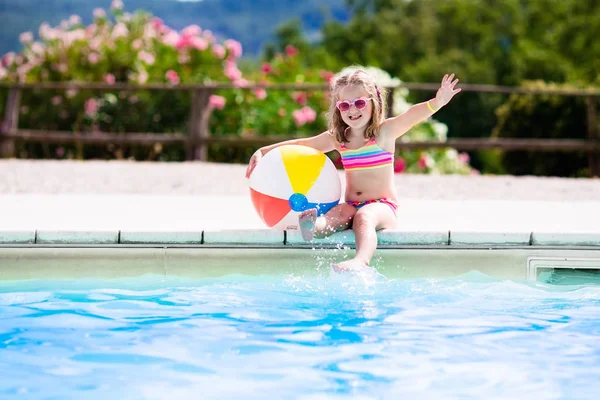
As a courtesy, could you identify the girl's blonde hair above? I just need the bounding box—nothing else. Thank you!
[327,67,387,144]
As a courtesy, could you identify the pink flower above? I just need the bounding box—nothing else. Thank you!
[163,31,180,47]
[285,44,298,56]
[89,37,102,51]
[52,96,62,105]
[131,39,143,50]
[2,53,15,67]
[56,147,65,157]
[104,74,115,84]
[136,70,149,85]
[111,23,128,39]
[19,32,33,44]
[253,88,267,100]
[39,24,57,41]
[202,30,214,42]
[175,35,193,50]
[191,37,208,51]
[292,106,317,126]
[209,95,226,110]
[152,18,164,31]
[261,63,272,74]
[293,92,307,105]
[138,51,155,65]
[459,152,470,164]
[165,70,180,85]
[93,8,106,19]
[292,110,306,126]
[320,70,334,83]
[224,39,242,59]
[61,30,83,49]
[182,25,201,37]
[233,79,249,88]
[31,42,45,56]
[394,157,405,173]
[111,0,123,11]
[418,154,435,169]
[84,98,99,116]
[88,53,101,64]
[224,61,242,81]
[302,106,316,123]
[85,24,96,39]
[69,15,82,26]
[212,44,225,58]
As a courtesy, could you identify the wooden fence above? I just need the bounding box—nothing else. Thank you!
[1,81,599,175]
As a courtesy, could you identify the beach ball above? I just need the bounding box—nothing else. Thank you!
[249,145,341,230]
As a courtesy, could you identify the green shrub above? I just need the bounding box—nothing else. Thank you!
[492,81,590,177]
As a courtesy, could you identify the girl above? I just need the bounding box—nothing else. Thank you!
[246,67,461,272]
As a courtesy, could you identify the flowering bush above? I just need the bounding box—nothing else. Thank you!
[205,44,333,162]
[0,1,474,173]
[0,0,245,160]
[210,44,329,136]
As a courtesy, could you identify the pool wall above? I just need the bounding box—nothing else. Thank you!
[1,229,599,281]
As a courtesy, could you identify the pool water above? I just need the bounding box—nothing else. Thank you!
[1,270,600,399]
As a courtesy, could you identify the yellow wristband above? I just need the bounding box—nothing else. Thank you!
[426,101,436,113]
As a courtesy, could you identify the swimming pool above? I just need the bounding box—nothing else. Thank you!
[2,268,600,399]
[1,245,600,398]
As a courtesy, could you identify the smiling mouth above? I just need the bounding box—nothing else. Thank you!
[348,115,362,121]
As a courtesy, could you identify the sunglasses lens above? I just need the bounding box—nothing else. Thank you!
[355,99,367,109]
[338,102,350,112]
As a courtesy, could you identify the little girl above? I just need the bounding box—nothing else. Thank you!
[246,67,461,272]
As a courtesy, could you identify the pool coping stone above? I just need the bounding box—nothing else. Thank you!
[1,230,599,248]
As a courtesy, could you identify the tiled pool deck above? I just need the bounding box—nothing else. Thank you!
[1,194,599,248]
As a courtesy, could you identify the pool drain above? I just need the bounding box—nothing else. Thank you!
[527,257,600,282]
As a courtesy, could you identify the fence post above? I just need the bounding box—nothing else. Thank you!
[187,87,214,161]
[0,88,22,158]
[586,96,600,177]
[386,88,394,118]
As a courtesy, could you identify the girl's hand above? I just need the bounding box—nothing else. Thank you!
[245,149,263,178]
[435,73,461,108]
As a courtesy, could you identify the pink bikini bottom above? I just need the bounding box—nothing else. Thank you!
[346,198,398,215]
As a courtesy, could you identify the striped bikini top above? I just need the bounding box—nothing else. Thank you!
[340,136,394,171]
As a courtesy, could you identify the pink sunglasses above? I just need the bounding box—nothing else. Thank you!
[336,97,373,112]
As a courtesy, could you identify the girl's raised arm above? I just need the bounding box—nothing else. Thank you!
[382,74,461,140]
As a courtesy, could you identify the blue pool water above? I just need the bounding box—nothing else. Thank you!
[1,270,600,399]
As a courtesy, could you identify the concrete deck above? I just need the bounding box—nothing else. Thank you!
[0,194,599,247]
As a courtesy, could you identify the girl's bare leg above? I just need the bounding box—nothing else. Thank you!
[332,203,397,271]
[299,203,357,241]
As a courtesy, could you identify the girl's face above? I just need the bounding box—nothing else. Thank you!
[337,84,373,131]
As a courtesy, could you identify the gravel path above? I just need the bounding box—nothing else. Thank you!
[1,160,599,201]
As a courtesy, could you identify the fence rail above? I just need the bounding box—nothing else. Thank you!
[3,129,598,152]
[2,81,600,96]
[1,81,599,175]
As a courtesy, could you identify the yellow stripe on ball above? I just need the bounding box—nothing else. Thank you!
[280,145,326,195]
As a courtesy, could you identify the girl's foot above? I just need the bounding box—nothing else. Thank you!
[332,258,369,272]
[299,208,317,241]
